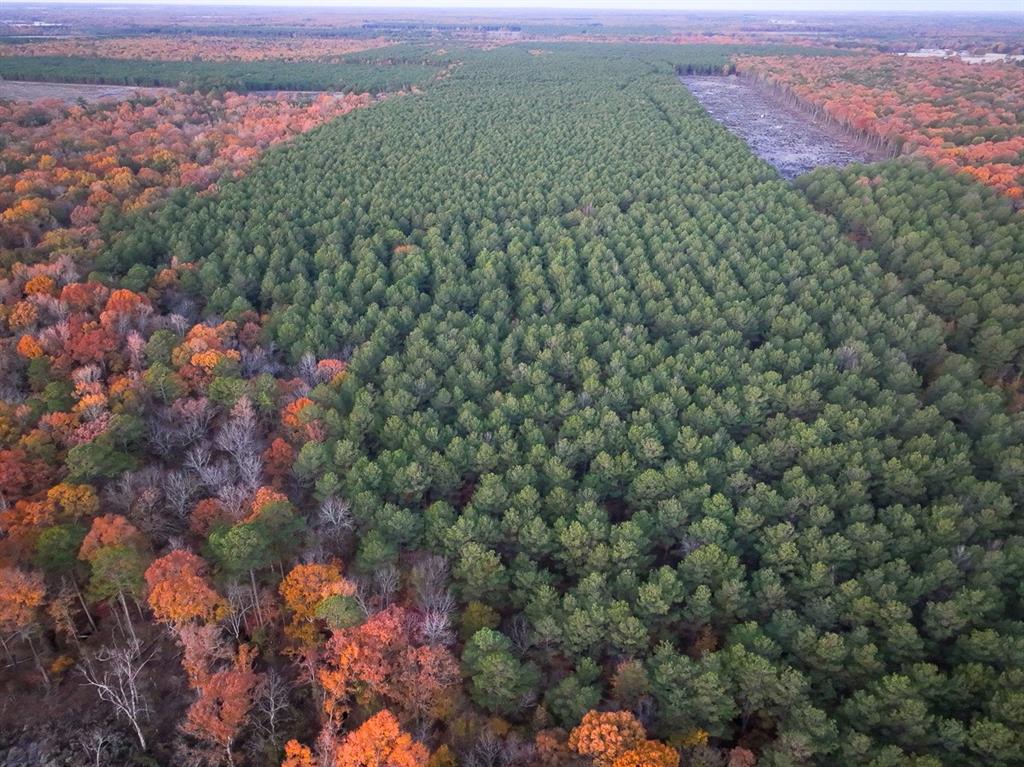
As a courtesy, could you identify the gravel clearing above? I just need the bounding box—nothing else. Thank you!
[682,74,885,179]
[0,80,172,103]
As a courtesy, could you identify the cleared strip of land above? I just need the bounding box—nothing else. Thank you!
[682,74,885,178]
[0,80,172,102]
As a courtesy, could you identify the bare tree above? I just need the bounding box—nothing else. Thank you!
[374,565,400,608]
[241,345,278,378]
[352,582,374,620]
[410,555,450,612]
[5,626,49,686]
[72,363,104,387]
[216,484,251,521]
[200,460,235,494]
[125,331,146,370]
[509,614,533,656]
[145,416,178,458]
[316,496,355,545]
[104,473,139,516]
[408,556,455,645]
[149,398,215,456]
[465,730,536,767]
[167,313,191,335]
[52,253,81,285]
[223,581,257,641]
[296,352,318,385]
[184,443,212,476]
[419,607,455,647]
[215,396,260,464]
[352,565,401,616]
[175,397,215,446]
[80,638,156,751]
[253,669,293,748]
[236,453,263,493]
[78,726,118,767]
[634,694,656,730]
[836,345,860,372]
[163,469,196,524]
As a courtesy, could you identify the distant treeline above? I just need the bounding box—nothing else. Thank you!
[0,56,442,93]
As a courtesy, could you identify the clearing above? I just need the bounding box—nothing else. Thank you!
[682,74,885,179]
[0,80,172,102]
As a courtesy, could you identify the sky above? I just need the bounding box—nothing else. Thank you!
[13,0,1024,11]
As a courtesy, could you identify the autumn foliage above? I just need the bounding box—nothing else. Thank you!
[0,35,393,63]
[0,566,46,634]
[318,606,460,726]
[612,740,680,767]
[279,562,357,646]
[567,710,646,767]
[145,550,229,625]
[332,710,429,767]
[737,54,1024,200]
[0,90,374,254]
[182,644,262,761]
[282,740,318,767]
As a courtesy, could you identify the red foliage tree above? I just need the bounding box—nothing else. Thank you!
[318,606,459,726]
[182,644,262,764]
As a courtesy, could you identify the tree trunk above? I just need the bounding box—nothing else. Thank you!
[25,634,49,686]
[131,719,146,751]
[118,591,138,644]
[250,570,264,626]
[70,577,97,631]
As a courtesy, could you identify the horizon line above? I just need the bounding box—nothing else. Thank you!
[3,1,1022,13]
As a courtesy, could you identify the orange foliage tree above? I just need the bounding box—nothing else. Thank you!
[78,514,145,562]
[332,710,428,767]
[567,710,681,767]
[46,482,100,519]
[567,710,646,767]
[279,562,357,647]
[0,91,375,255]
[145,550,229,626]
[612,740,680,767]
[0,566,46,638]
[282,740,318,767]
[0,35,392,62]
[318,606,459,726]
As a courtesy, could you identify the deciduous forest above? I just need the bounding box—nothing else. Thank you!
[1,6,1022,767]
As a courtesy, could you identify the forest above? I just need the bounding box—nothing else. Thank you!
[1,9,1024,767]
[0,55,445,94]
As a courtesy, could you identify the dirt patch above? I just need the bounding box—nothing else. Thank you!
[681,74,886,179]
[0,80,173,103]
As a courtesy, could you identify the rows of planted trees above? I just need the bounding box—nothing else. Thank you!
[0,56,444,94]
[2,41,1023,766]
[798,160,1024,392]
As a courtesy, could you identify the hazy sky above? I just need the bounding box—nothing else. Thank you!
[15,0,1024,11]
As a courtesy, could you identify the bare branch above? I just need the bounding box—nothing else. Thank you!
[79,638,156,751]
